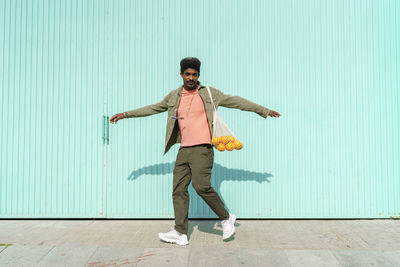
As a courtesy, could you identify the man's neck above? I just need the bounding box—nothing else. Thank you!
[183,84,198,91]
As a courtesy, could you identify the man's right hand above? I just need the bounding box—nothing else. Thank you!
[110,113,125,124]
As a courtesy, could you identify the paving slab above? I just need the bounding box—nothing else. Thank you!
[238,249,291,267]
[0,244,54,266]
[187,248,240,267]
[85,247,143,267]
[382,251,400,267]
[38,245,97,266]
[136,248,190,266]
[286,249,341,267]
[332,250,397,267]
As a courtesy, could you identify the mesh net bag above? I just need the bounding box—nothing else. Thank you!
[206,87,243,151]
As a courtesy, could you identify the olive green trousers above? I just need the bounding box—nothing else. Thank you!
[173,144,230,235]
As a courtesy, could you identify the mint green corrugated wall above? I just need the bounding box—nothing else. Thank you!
[1,0,399,219]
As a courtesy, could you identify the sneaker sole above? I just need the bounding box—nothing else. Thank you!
[158,233,189,246]
[223,214,236,240]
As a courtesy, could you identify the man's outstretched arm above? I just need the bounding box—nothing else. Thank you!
[110,92,171,124]
[123,95,169,118]
[213,88,280,118]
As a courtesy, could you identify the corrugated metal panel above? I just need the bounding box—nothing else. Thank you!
[106,0,400,218]
[0,0,106,218]
[1,0,399,218]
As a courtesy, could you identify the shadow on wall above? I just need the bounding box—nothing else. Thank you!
[127,161,272,209]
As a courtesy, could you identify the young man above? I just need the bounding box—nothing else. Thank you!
[109,57,281,245]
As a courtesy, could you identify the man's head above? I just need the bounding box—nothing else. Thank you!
[180,57,201,90]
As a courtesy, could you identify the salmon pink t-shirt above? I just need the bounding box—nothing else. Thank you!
[177,86,212,147]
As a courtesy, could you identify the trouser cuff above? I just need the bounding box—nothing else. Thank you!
[174,226,187,235]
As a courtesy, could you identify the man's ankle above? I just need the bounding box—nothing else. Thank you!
[175,228,186,235]
[221,215,230,221]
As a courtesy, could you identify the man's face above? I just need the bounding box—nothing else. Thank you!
[180,68,199,90]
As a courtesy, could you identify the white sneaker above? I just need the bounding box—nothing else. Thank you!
[221,213,236,240]
[158,229,189,246]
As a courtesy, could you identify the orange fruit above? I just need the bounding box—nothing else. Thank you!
[220,136,229,144]
[217,143,226,151]
[234,140,243,150]
[212,136,220,146]
[226,142,235,151]
[228,135,235,143]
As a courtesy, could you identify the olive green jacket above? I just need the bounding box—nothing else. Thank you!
[123,82,271,155]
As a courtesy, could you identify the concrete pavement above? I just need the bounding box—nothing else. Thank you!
[0,219,400,266]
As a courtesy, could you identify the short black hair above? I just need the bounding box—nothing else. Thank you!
[180,57,201,74]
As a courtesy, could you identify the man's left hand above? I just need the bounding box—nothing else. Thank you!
[268,110,280,117]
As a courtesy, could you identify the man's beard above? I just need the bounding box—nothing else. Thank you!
[186,81,196,89]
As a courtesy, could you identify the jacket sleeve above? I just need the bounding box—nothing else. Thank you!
[213,88,271,118]
[123,92,170,118]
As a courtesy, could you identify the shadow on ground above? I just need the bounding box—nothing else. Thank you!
[187,220,241,241]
